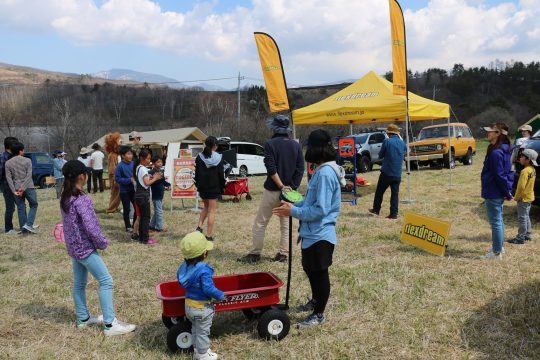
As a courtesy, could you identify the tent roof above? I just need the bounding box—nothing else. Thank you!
[518,114,540,133]
[92,127,207,147]
[292,71,450,125]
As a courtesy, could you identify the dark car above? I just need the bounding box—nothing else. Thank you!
[513,138,540,205]
[23,152,54,188]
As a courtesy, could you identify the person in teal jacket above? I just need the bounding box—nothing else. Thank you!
[273,129,344,329]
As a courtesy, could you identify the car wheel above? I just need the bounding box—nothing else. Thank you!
[444,150,456,169]
[360,155,371,173]
[239,166,248,177]
[463,149,473,165]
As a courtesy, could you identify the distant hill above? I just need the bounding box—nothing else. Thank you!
[92,68,226,91]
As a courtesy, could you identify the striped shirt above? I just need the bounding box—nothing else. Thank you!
[5,155,34,193]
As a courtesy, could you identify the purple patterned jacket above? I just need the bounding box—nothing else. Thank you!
[61,194,108,260]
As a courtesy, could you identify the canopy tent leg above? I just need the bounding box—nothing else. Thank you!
[448,116,452,188]
[350,123,354,135]
[401,97,415,204]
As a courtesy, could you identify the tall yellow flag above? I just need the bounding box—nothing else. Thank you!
[254,32,290,113]
[389,0,407,96]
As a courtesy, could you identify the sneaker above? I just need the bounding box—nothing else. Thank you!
[272,253,288,263]
[193,349,218,360]
[507,238,525,245]
[206,236,214,241]
[386,214,398,220]
[297,313,325,329]
[31,224,40,230]
[76,315,102,328]
[126,227,133,233]
[196,226,203,233]
[237,254,261,263]
[296,298,316,312]
[143,238,158,245]
[524,236,532,242]
[5,229,21,235]
[103,318,136,336]
[479,251,503,260]
[368,209,379,216]
[22,224,37,234]
[131,233,139,241]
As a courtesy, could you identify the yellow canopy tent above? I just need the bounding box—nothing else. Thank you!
[292,71,449,124]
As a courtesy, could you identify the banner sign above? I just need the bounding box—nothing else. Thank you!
[172,158,196,198]
[179,149,193,158]
[338,138,355,157]
[400,212,450,256]
[389,0,408,96]
[254,32,290,113]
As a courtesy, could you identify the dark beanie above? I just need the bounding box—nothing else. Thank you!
[307,129,332,147]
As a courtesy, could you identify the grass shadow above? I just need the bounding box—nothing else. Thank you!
[17,302,72,324]
[461,280,540,358]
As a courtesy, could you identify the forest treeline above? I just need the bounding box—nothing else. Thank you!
[0,59,539,156]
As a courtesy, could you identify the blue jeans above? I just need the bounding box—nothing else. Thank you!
[1,183,16,232]
[150,199,163,230]
[485,198,504,253]
[72,251,115,324]
[516,201,532,240]
[15,188,38,228]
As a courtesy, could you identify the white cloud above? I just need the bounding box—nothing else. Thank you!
[0,0,538,85]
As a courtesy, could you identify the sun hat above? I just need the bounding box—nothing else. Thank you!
[306,129,332,147]
[129,131,142,139]
[53,149,67,156]
[180,231,214,259]
[482,125,508,135]
[79,147,90,155]
[521,148,538,166]
[386,124,401,135]
[266,115,291,134]
[519,124,533,132]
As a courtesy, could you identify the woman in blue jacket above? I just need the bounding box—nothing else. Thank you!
[273,129,345,329]
[480,123,514,260]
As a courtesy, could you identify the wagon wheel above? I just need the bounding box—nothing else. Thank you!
[167,320,193,353]
[246,193,252,201]
[232,197,240,203]
[162,315,183,329]
[242,306,271,319]
[257,309,290,341]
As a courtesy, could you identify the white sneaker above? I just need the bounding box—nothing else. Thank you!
[5,229,21,235]
[22,224,37,234]
[480,251,503,260]
[103,318,136,336]
[76,315,102,328]
[193,349,218,360]
[32,224,40,230]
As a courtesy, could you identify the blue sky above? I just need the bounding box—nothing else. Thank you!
[0,0,536,89]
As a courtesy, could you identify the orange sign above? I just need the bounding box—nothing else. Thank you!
[172,158,196,198]
[338,138,355,157]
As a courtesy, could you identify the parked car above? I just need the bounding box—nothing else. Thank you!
[513,135,540,205]
[23,152,54,188]
[341,130,388,172]
[407,123,476,170]
[217,138,266,177]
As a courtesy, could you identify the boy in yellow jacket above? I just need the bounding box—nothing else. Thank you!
[509,148,537,244]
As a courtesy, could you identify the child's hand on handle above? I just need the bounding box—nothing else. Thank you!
[272,201,293,217]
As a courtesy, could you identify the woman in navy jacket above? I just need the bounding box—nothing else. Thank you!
[480,123,514,260]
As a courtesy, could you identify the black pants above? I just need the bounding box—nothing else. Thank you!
[120,190,137,230]
[135,192,151,242]
[372,172,401,216]
[92,169,104,193]
[305,269,331,314]
[302,240,334,315]
[86,167,93,193]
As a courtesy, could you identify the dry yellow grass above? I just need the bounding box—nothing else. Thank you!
[1,141,539,359]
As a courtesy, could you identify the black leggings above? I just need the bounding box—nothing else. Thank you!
[120,191,137,230]
[305,269,330,315]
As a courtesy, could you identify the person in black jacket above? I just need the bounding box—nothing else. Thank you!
[194,136,225,241]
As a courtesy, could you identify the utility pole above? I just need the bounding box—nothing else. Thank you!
[237,72,245,129]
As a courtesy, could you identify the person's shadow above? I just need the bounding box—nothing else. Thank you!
[461,280,540,358]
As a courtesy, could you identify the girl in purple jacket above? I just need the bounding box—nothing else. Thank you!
[480,123,514,260]
[60,160,136,336]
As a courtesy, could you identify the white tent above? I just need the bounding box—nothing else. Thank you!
[91,127,207,147]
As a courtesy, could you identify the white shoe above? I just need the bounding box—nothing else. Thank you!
[5,229,21,235]
[193,349,218,360]
[22,224,37,234]
[103,318,136,336]
[76,315,102,328]
[480,251,502,260]
[32,224,40,230]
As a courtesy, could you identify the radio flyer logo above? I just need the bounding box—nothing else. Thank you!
[400,212,450,256]
[221,293,259,306]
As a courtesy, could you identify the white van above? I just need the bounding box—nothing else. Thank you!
[229,141,266,177]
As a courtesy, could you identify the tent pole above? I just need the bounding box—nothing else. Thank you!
[402,96,415,204]
[448,116,452,188]
[350,123,353,135]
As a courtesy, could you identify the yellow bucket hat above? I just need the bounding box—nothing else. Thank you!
[180,231,214,259]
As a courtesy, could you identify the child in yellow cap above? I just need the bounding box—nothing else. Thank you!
[177,231,224,360]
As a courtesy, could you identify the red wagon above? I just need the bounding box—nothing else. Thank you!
[221,178,252,202]
[156,272,290,352]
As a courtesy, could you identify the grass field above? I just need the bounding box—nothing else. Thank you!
[1,141,539,359]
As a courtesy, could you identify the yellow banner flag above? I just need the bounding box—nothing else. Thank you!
[254,32,290,113]
[389,0,407,96]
